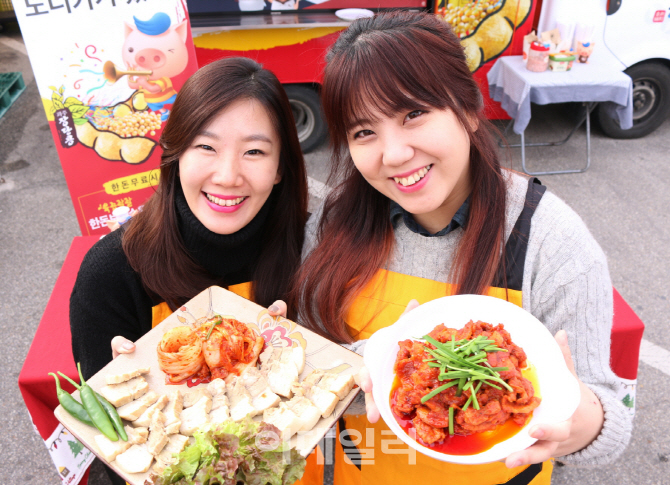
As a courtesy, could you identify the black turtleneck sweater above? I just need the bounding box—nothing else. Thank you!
[70,187,272,380]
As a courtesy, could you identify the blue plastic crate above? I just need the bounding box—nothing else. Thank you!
[0,72,26,120]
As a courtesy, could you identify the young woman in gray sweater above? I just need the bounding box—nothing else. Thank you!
[291,11,632,485]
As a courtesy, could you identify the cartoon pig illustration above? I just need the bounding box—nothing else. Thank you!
[122,12,189,121]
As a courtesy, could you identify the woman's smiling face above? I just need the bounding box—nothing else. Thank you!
[347,105,472,234]
[179,98,281,235]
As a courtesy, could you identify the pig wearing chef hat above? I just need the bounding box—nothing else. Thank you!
[122,12,189,121]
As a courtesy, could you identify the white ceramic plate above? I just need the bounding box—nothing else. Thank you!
[335,8,374,21]
[364,294,580,465]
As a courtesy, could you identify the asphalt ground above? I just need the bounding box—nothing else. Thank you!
[1,26,669,485]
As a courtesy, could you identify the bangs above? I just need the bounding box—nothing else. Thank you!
[327,28,462,137]
[342,78,429,133]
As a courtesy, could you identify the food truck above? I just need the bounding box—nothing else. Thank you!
[187,0,670,150]
[8,0,669,238]
[186,0,539,152]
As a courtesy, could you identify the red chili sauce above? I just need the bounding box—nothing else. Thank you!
[390,366,539,455]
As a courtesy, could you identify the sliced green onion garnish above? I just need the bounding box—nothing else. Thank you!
[420,380,459,404]
[419,332,512,410]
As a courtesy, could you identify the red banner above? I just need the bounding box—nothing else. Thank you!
[15,0,199,236]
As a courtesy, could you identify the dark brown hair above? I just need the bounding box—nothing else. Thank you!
[292,11,506,342]
[123,57,308,316]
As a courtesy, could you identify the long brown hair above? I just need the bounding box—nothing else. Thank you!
[123,57,308,316]
[292,11,506,342]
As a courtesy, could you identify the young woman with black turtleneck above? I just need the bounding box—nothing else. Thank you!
[69,57,308,485]
[69,57,308,383]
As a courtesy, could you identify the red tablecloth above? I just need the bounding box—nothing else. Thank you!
[18,236,645,483]
[611,287,645,380]
[19,236,98,484]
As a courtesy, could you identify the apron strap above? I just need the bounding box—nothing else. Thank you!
[499,462,543,485]
[338,417,363,470]
[494,177,546,291]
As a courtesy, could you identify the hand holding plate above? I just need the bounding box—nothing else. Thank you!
[111,335,136,359]
[504,330,604,468]
[267,300,288,318]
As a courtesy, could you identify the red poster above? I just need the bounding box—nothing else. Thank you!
[14,0,199,236]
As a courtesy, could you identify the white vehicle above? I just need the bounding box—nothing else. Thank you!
[540,0,670,138]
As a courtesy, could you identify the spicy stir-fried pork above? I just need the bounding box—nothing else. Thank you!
[392,320,541,445]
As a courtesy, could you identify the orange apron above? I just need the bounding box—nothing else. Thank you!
[334,178,552,485]
[150,282,323,485]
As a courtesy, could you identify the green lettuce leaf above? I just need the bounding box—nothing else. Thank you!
[282,450,306,485]
[157,416,305,485]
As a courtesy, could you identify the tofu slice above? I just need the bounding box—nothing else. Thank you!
[211,391,229,412]
[291,369,324,398]
[285,396,321,432]
[163,391,183,435]
[207,378,227,410]
[183,389,212,408]
[265,360,298,398]
[318,373,356,400]
[147,411,169,456]
[302,369,325,388]
[207,378,230,421]
[94,434,131,462]
[291,346,306,375]
[105,366,151,385]
[115,444,154,474]
[99,376,149,408]
[152,459,169,476]
[258,345,276,367]
[280,346,306,375]
[209,403,231,425]
[238,366,263,388]
[133,394,169,427]
[306,385,338,419]
[124,425,148,445]
[152,434,189,474]
[240,367,280,412]
[263,404,302,440]
[117,391,159,421]
[226,377,257,422]
[179,396,212,436]
[252,388,281,413]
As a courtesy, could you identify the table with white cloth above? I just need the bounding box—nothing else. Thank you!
[487,55,633,175]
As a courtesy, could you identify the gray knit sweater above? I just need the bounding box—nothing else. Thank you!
[303,171,632,466]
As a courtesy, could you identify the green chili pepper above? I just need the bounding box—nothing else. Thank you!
[94,391,127,442]
[76,363,118,441]
[58,371,127,442]
[49,373,94,427]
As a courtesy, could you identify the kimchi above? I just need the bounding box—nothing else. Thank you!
[194,315,264,381]
[157,315,264,384]
[157,326,209,384]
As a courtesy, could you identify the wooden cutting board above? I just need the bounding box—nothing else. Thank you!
[55,285,363,484]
